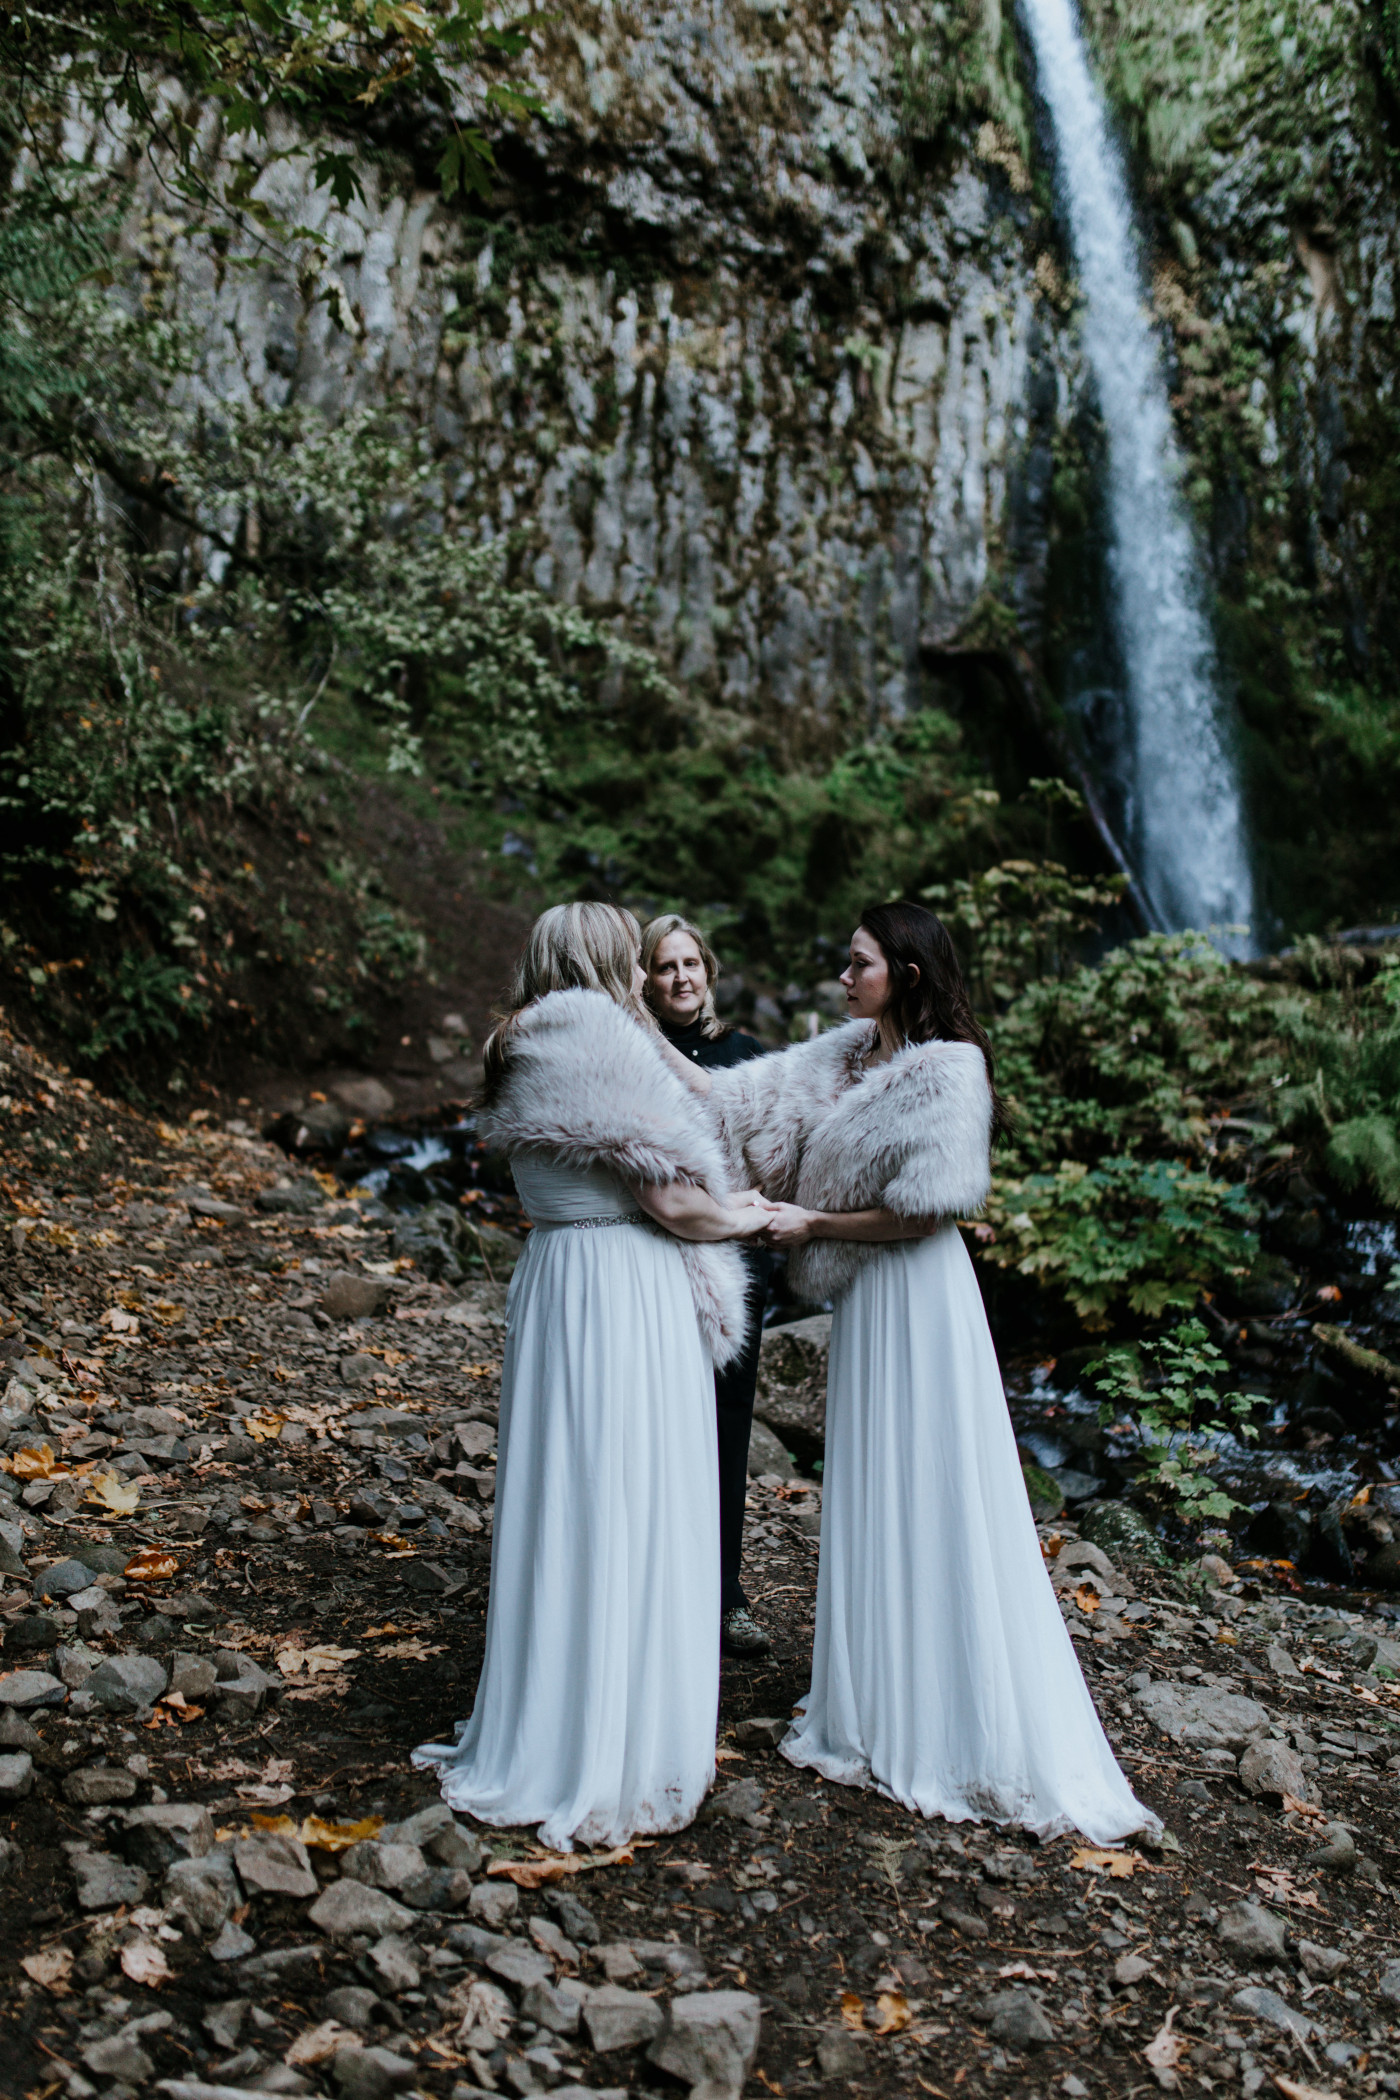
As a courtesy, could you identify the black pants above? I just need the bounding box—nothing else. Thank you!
[716,1248,772,1615]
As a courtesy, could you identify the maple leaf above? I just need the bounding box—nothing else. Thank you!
[871,1991,911,2035]
[124,1546,180,1581]
[486,1842,648,1888]
[85,1468,141,1515]
[299,1814,384,1852]
[1069,1846,1140,1878]
[839,1991,865,2032]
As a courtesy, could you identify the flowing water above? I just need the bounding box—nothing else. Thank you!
[1019,0,1257,949]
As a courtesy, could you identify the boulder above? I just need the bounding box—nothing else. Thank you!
[746,1418,797,1481]
[1020,1462,1064,1521]
[84,1653,169,1714]
[321,1272,393,1321]
[1238,1739,1309,1801]
[648,1989,763,2090]
[1133,1680,1270,1749]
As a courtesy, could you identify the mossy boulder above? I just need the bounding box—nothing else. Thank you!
[1022,1463,1065,1522]
[1078,1499,1162,1562]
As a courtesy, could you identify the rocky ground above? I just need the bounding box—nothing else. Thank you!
[4,1018,1400,2100]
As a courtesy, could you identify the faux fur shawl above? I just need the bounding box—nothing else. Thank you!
[479,987,749,1366]
[707,1021,993,1303]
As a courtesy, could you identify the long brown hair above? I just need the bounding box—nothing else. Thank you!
[482,902,649,1098]
[858,901,1010,1140]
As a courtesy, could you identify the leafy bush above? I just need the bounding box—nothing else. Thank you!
[1087,1319,1257,1526]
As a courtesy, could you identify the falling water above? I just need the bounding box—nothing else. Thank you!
[1018,0,1256,946]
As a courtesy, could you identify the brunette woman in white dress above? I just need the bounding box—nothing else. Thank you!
[689,902,1155,1845]
[413,903,769,1849]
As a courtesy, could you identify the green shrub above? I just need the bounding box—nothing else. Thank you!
[1087,1319,1257,1526]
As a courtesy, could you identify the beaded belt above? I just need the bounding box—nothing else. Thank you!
[531,1213,645,1231]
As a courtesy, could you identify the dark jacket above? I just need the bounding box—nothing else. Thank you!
[658,1013,768,1071]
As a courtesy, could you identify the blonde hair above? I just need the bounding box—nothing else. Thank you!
[641,912,726,1041]
[484,902,647,1093]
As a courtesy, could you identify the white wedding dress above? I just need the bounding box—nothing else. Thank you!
[413,1151,720,1849]
[783,1222,1155,1844]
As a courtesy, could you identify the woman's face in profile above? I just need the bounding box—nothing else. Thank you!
[839,927,892,1020]
[646,931,708,1025]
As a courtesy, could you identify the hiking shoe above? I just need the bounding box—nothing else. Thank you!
[721,1607,772,1658]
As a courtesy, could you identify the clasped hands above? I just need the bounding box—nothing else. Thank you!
[726,1189,817,1248]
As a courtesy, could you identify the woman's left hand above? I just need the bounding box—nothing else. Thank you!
[761,1202,818,1247]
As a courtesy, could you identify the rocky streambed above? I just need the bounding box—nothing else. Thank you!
[3,1018,1400,2100]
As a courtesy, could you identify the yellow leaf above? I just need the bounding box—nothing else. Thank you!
[245,1411,286,1442]
[251,1813,298,1836]
[871,1991,911,2035]
[10,1443,58,1480]
[151,1301,186,1326]
[839,1991,866,2031]
[124,1546,181,1582]
[85,1468,141,1516]
[1069,1846,1140,1878]
[486,1841,648,1887]
[1073,1582,1100,1615]
[299,1814,384,1853]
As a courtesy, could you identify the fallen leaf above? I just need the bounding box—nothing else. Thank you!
[374,1637,446,1661]
[998,1963,1057,1982]
[871,1991,911,2035]
[10,1444,59,1481]
[100,1307,140,1334]
[299,1814,384,1853]
[85,1469,141,1516]
[1073,1583,1101,1615]
[121,1937,173,1987]
[21,1946,73,1993]
[839,1990,866,2031]
[236,1781,295,1804]
[1069,1847,1140,1878]
[363,1624,404,1638]
[251,1813,298,1837]
[150,1301,186,1326]
[486,1841,649,1887]
[1041,1533,1064,1561]
[369,1533,417,1555]
[244,1411,286,1442]
[285,2020,357,2067]
[124,1546,180,1582]
[160,1692,205,1722]
[1144,2007,1188,2086]
[1274,2080,1342,2100]
[276,1643,359,1678]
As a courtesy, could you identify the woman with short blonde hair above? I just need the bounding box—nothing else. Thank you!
[416,901,771,1847]
[639,912,725,1041]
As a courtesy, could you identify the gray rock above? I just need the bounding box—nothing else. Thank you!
[331,2044,418,2100]
[234,1830,318,1898]
[55,1640,103,1688]
[1378,1963,1400,2005]
[85,1652,169,1714]
[1238,1738,1309,1801]
[584,1985,666,2053]
[122,1802,215,1869]
[707,1776,765,1820]
[648,1988,763,2090]
[733,1716,788,1750]
[367,1935,420,1994]
[380,1802,482,1871]
[444,1923,508,1961]
[1264,1642,1300,1677]
[400,1863,474,1911]
[63,1764,139,1806]
[1305,1823,1358,1873]
[309,1879,415,1939]
[341,1839,429,1892]
[487,1941,553,1990]
[468,1878,518,1927]
[71,1847,150,1910]
[203,1999,249,2050]
[0,1835,19,1880]
[0,1667,65,1708]
[0,1708,39,1751]
[1217,1900,1289,1963]
[1297,1940,1348,1981]
[165,1853,239,1936]
[321,1273,393,1320]
[980,1989,1055,2047]
[212,1656,276,1721]
[169,1652,218,1701]
[545,1888,599,1945]
[746,1418,796,1480]
[521,1979,584,2036]
[76,1596,125,1640]
[0,1750,33,1799]
[1232,1985,1321,2040]
[631,1940,708,1984]
[324,1987,381,2031]
[256,1183,323,1216]
[1133,1680,1270,1749]
[34,1557,96,1599]
[82,2033,154,2083]
[1348,1631,1400,1674]
[816,2028,865,2079]
[208,1919,257,1962]
[6,1613,60,1654]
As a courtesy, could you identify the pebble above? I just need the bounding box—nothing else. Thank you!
[309,1879,415,1939]
[467,1878,518,1927]
[69,1846,150,1910]
[83,1651,169,1713]
[583,1985,666,2053]
[122,1801,216,1868]
[1216,1900,1289,1963]
[234,1830,319,1898]
[0,1667,66,1708]
[34,1556,96,1598]
[63,1764,139,1806]
[1237,1737,1309,1801]
[0,1750,33,1799]
[979,1988,1055,2047]
[1232,1985,1322,2041]
[367,1934,421,1993]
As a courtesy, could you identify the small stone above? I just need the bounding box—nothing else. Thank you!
[0,1750,33,1799]
[529,1914,578,1966]
[982,1988,1055,2047]
[545,1888,599,1945]
[121,1802,215,1869]
[816,2029,864,2079]
[648,1988,763,2088]
[468,1878,518,1927]
[1232,1985,1320,2040]
[941,1902,990,1939]
[34,1557,97,1599]
[1238,1738,1309,1802]
[169,1652,218,1701]
[487,1941,552,1990]
[54,1641,103,1689]
[1113,1952,1153,1986]
[1379,1963,1400,2006]
[733,1716,788,1749]
[1297,1940,1348,1981]
[340,1354,380,1387]
[400,1560,457,1595]
[324,1987,382,2032]
[1305,1823,1358,1873]
[0,1709,40,1752]
[0,1668,65,1708]
[598,1942,643,1982]
[521,1980,584,2036]
[71,1847,150,1910]
[84,1652,169,1714]
[204,1999,249,2050]
[1217,1900,1289,1964]
[5,1613,60,1654]
[321,1273,393,1321]
[445,1923,508,1962]
[707,1776,765,1820]
[234,1830,319,1899]
[1265,1643,1300,1677]
[332,2043,418,2100]
[309,1879,415,1939]
[64,1763,139,1806]
[367,1935,421,1994]
[165,1853,238,1936]
[209,1918,257,1962]
[342,1839,428,1891]
[82,2033,153,2083]
[583,1985,666,2053]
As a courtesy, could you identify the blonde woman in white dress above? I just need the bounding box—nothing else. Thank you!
[683,901,1155,1845]
[413,903,769,1849]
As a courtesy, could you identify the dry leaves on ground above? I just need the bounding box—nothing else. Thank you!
[85,1469,140,1516]
[20,1948,73,1993]
[486,1842,647,1888]
[839,1991,865,2031]
[1069,1846,1141,1878]
[120,1938,173,1987]
[871,1992,911,2035]
[285,2021,358,2067]
[275,1644,359,1678]
[124,1547,180,1582]
[1144,2007,1188,2088]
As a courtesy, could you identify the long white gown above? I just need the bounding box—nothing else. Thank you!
[783,1223,1156,1844]
[413,1151,720,1850]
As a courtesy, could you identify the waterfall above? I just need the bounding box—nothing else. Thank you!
[1018,0,1256,947]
